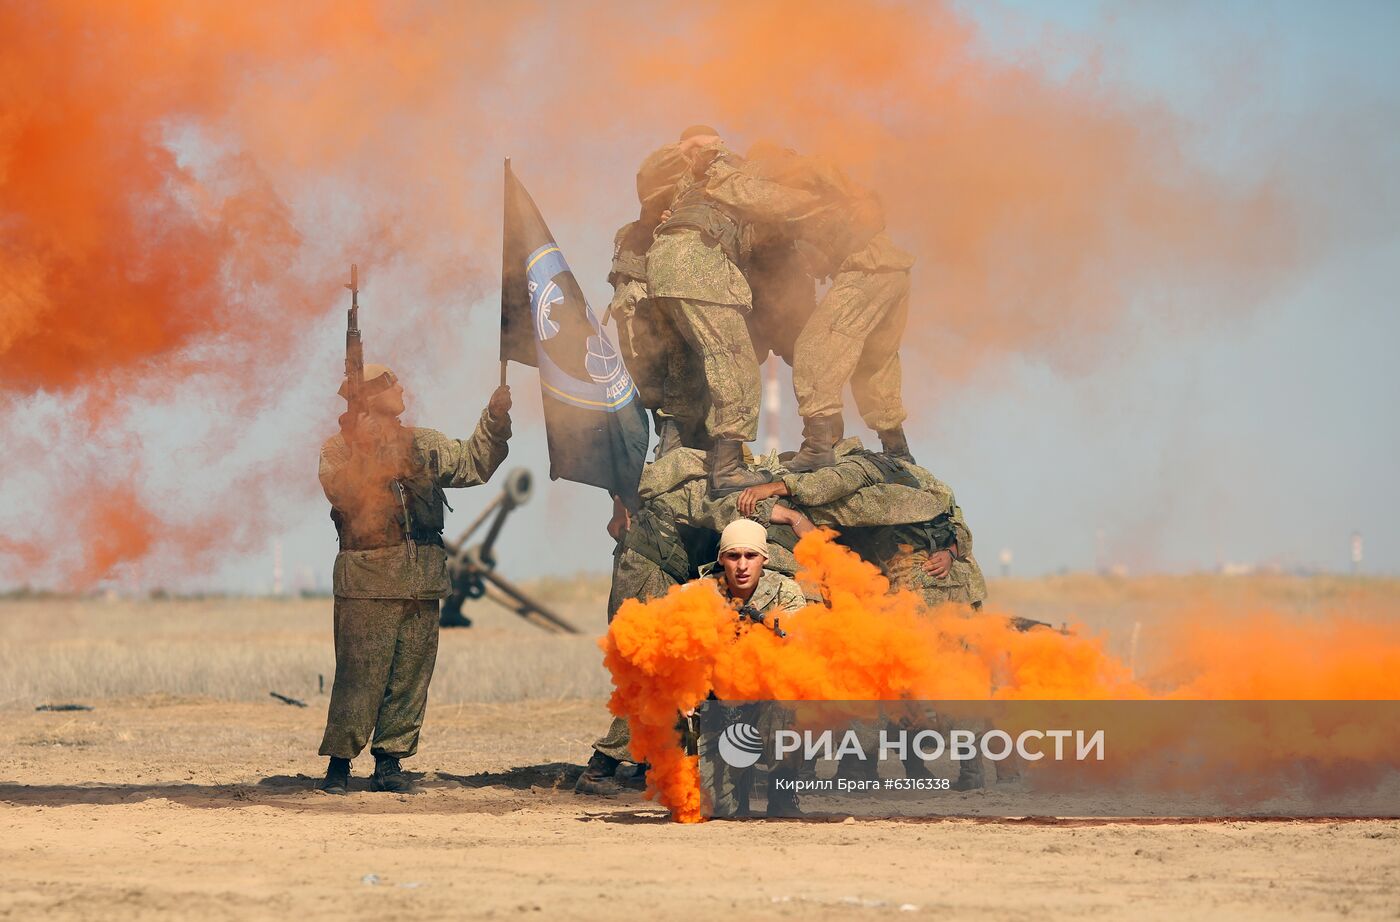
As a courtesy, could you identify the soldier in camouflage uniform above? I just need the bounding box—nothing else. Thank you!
[739,439,986,607]
[645,126,825,494]
[788,230,917,472]
[316,364,512,795]
[739,441,991,787]
[605,144,708,456]
[576,451,816,795]
[734,144,917,471]
[694,520,808,818]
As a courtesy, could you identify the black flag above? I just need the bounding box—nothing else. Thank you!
[500,159,649,506]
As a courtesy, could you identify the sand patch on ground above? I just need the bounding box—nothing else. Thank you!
[3,697,1397,921]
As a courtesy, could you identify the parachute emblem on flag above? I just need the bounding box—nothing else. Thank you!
[524,242,637,410]
[530,277,563,341]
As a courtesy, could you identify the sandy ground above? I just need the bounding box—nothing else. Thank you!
[4,696,1398,921]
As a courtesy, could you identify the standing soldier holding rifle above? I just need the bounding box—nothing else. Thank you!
[316,266,514,795]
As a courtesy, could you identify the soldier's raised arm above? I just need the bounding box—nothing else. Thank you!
[421,385,513,489]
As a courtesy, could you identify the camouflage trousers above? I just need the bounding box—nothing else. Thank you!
[319,597,440,761]
[592,546,683,763]
[792,267,909,432]
[615,296,709,447]
[655,296,761,443]
[699,701,795,818]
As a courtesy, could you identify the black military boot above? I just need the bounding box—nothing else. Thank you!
[878,426,915,464]
[371,755,416,794]
[766,766,803,818]
[903,755,934,782]
[706,440,774,497]
[574,750,625,796]
[786,415,843,472]
[317,757,350,795]
[952,755,985,791]
[653,414,683,460]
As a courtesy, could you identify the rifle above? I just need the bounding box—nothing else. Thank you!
[737,603,787,639]
[343,264,365,433]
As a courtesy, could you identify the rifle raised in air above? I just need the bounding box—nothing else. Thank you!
[343,264,365,432]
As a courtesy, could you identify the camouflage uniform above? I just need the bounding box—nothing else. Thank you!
[589,543,682,764]
[318,410,509,762]
[590,450,815,765]
[782,440,983,608]
[695,564,806,818]
[611,140,708,450]
[646,145,822,443]
[792,231,915,433]
[607,219,708,447]
[885,460,987,607]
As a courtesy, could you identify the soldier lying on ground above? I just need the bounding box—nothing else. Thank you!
[316,364,512,795]
[737,440,1004,788]
[737,438,986,607]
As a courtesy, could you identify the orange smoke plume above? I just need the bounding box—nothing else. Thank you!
[618,0,1295,379]
[603,532,1400,822]
[1,2,1303,587]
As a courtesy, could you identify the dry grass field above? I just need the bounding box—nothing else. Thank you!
[3,573,1399,920]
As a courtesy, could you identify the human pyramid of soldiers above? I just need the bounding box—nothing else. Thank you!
[314,125,992,803]
[579,125,993,803]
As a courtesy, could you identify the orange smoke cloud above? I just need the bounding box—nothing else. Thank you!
[1,1,1301,586]
[603,532,1400,822]
[0,1,527,585]
[618,0,1294,379]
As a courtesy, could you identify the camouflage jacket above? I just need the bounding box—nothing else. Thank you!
[634,449,801,579]
[319,410,510,599]
[645,226,752,305]
[872,458,986,606]
[694,562,807,616]
[780,439,941,527]
[838,230,915,276]
[774,439,986,605]
[645,143,824,305]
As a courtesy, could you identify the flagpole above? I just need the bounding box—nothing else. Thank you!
[501,155,511,387]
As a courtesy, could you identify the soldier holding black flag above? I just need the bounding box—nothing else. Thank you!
[316,269,514,796]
